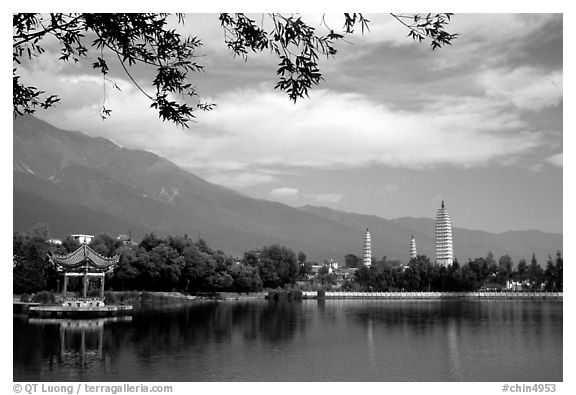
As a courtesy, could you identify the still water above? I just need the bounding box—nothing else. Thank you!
[13,299,562,381]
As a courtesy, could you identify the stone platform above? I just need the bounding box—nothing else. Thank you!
[28,304,133,318]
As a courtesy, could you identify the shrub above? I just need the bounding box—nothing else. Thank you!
[288,290,302,300]
[32,290,55,305]
[141,291,154,302]
[20,293,30,302]
[104,292,117,304]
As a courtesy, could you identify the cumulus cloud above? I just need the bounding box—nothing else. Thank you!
[32,74,551,176]
[545,153,563,167]
[270,187,300,200]
[479,67,562,111]
[194,88,547,170]
[206,171,278,187]
[315,193,343,204]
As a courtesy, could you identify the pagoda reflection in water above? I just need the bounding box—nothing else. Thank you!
[28,317,132,366]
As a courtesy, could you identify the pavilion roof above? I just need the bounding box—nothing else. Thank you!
[49,244,119,271]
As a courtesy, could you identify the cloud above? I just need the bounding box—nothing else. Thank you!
[206,171,277,187]
[545,153,562,167]
[33,75,551,176]
[314,193,343,204]
[479,67,562,111]
[270,187,299,200]
[195,88,547,170]
[22,14,559,184]
[385,184,399,193]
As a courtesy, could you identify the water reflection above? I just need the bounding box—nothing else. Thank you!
[28,317,132,367]
[14,300,562,382]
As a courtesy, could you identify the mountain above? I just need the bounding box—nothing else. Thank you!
[299,206,562,264]
[13,116,562,264]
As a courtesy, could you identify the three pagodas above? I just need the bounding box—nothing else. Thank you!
[362,200,454,267]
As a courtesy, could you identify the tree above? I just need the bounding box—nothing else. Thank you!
[515,258,528,284]
[316,266,337,288]
[544,251,563,292]
[353,266,372,290]
[486,251,498,280]
[527,253,544,291]
[139,233,164,252]
[230,264,263,293]
[181,245,216,293]
[497,255,513,284]
[13,225,57,293]
[112,245,141,290]
[241,250,260,267]
[149,244,184,291]
[90,233,121,257]
[13,13,457,126]
[555,251,563,292]
[60,235,81,253]
[297,251,307,266]
[344,254,361,268]
[299,261,313,280]
[258,245,299,288]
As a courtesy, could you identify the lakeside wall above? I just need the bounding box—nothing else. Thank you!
[302,291,562,300]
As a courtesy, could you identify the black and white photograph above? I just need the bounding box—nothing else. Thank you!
[9,4,567,390]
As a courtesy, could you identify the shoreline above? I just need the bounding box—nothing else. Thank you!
[303,291,562,300]
[14,290,562,311]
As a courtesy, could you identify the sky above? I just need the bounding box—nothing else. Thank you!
[15,12,563,234]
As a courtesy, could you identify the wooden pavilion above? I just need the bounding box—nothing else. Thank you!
[49,244,119,303]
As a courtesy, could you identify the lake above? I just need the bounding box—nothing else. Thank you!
[13,299,562,381]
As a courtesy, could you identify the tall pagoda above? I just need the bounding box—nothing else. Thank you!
[435,200,454,266]
[363,228,372,267]
[49,244,119,305]
[410,234,417,260]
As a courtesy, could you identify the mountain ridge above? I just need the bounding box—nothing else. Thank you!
[13,116,562,264]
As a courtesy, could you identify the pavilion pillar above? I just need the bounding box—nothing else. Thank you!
[62,274,68,298]
[100,275,105,299]
[60,327,65,360]
[82,272,88,298]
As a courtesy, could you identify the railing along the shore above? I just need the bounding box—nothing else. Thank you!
[300,291,562,300]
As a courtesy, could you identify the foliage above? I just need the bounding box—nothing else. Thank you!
[31,290,56,305]
[14,224,560,295]
[344,254,361,268]
[544,251,562,292]
[13,13,457,126]
[104,291,117,304]
[90,233,122,257]
[527,253,544,291]
[299,261,313,279]
[258,245,299,288]
[316,266,337,288]
[13,225,58,294]
[230,264,263,293]
[350,251,559,293]
[13,13,213,126]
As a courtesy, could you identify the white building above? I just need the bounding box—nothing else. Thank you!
[410,234,417,260]
[70,234,94,245]
[363,228,372,267]
[435,201,454,266]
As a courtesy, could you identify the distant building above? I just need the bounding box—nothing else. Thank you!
[47,238,62,245]
[70,234,94,245]
[410,234,417,260]
[327,259,339,271]
[363,228,372,267]
[435,201,454,266]
[116,234,137,246]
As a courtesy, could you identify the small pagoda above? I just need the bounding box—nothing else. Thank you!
[49,244,119,307]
